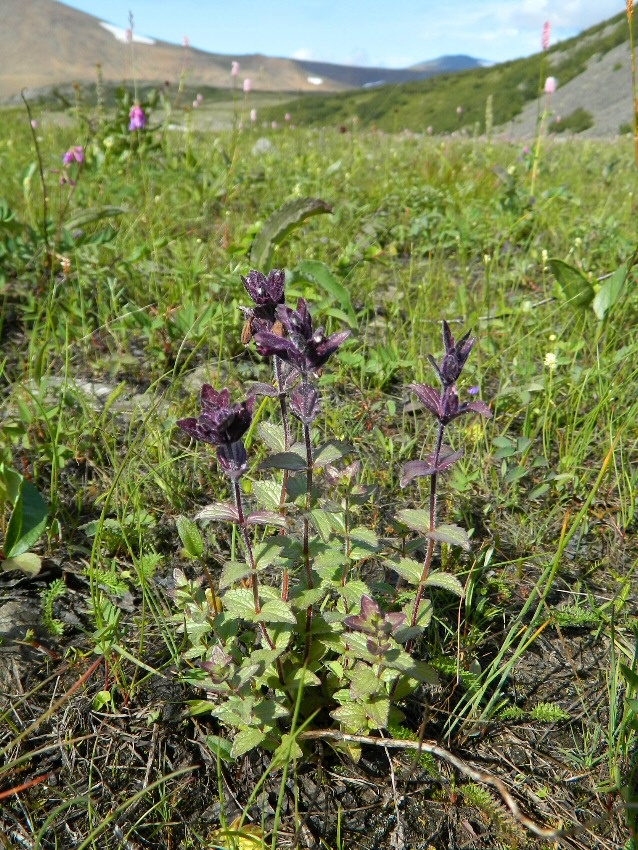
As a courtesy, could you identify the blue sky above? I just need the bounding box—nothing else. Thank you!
[61,0,626,67]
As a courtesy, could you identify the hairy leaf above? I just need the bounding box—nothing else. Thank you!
[176,515,204,559]
[250,197,332,270]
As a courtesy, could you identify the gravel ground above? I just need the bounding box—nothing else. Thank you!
[498,41,635,140]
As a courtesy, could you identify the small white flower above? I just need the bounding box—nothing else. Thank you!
[544,352,557,370]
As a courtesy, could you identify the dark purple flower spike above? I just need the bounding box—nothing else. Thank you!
[254,298,350,375]
[408,383,492,426]
[177,384,254,479]
[428,320,476,387]
[240,269,286,342]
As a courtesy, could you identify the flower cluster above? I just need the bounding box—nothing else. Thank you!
[177,385,254,478]
[129,104,146,132]
[402,321,491,487]
[254,297,350,376]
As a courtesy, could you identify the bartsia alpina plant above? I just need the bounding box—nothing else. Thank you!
[173,269,491,759]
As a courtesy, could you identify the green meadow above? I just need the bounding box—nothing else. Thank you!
[0,82,637,850]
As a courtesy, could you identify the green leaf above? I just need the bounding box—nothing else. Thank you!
[503,464,528,484]
[259,452,307,471]
[250,480,282,511]
[293,260,357,327]
[194,502,240,523]
[395,508,431,537]
[349,526,379,559]
[219,561,254,589]
[426,524,471,551]
[256,599,297,625]
[593,262,628,322]
[386,557,422,586]
[1,552,42,576]
[271,732,303,767]
[549,258,595,308]
[349,667,382,699]
[176,515,204,559]
[64,205,128,231]
[249,197,332,270]
[313,440,353,467]
[206,734,234,763]
[222,588,257,621]
[425,571,464,597]
[4,479,48,558]
[365,696,390,730]
[309,508,335,541]
[231,728,267,758]
[0,464,23,506]
[257,422,286,454]
[331,702,368,732]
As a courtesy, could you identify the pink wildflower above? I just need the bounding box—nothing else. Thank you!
[456,105,463,115]
[128,104,146,131]
[285,112,291,122]
[183,35,190,48]
[544,76,557,95]
[542,21,550,51]
[231,61,239,76]
[250,108,257,122]
[62,145,84,165]
[243,78,252,93]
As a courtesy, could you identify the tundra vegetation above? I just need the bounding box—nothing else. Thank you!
[0,76,637,850]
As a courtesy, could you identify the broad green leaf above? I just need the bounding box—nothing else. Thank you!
[0,464,23,506]
[426,523,471,551]
[222,588,258,621]
[395,508,431,537]
[195,502,239,523]
[249,197,332,270]
[503,464,528,484]
[271,732,303,768]
[206,734,234,762]
[313,440,353,467]
[292,259,357,327]
[349,526,379,559]
[256,599,297,625]
[349,667,381,699]
[1,552,42,576]
[250,480,282,511]
[365,696,390,729]
[220,561,254,589]
[385,557,422,586]
[259,452,307,471]
[339,580,370,607]
[330,702,368,732]
[593,262,628,322]
[231,728,267,758]
[176,515,204,559]
[309,509,335,541]
[257,422,286,454]
[253,539,288,568]
[4,479,48,558]
[64,205,128,231]
[425,571,464,597]
[549,258,594,308]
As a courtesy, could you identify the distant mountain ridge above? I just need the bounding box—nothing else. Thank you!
[0,0,483,100]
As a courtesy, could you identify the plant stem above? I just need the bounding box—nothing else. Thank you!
[232,478,275,651]
[274,357,291,600]
[410,421,445,630]
[628,0,638,168]
[303,407,315,661]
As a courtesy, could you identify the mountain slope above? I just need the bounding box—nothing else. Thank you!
[0,0,481,100]
[260,12,636,138]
